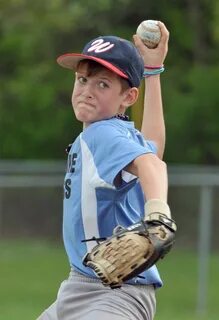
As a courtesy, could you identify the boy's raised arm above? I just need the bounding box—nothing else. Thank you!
[133,21,169,159]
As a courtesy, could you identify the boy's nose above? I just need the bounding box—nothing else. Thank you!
[82,84,93,99]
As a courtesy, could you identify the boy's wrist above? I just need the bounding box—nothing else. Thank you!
[143,66,165,78]
[144,199,171,219]
[144,64,164,70]
[144,74,160,81]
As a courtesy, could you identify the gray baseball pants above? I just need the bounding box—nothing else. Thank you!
[37,269,156,320]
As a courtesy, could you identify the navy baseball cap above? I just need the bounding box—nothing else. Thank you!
[57,36,144,87]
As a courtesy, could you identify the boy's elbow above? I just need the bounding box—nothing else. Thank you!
[153,138,165,160]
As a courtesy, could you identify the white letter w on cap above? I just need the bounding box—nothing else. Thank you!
[87,39,115,53]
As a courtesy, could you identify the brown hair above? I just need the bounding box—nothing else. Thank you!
[77,59,130,93]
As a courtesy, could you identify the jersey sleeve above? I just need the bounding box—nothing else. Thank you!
[145,140,157,154]
[81,122,156,186]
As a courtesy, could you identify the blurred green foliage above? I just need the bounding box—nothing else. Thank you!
[0,0,218,163]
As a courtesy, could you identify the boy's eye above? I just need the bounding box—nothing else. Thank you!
[99,81,109,89]
[78,76,87,84]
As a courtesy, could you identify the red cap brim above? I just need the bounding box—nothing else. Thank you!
[56,53,128,79]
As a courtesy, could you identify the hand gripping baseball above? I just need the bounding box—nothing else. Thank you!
[82,202,177,288]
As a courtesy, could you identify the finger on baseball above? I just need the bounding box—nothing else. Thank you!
[133,34,150,54]
[133,34,144,48]
[157,21,169,46]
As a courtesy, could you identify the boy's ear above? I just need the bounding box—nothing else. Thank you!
[122,87,139,107]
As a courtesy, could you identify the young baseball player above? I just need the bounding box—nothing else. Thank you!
[37,22,176,320]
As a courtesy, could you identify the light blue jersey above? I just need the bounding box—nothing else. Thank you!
[63,118,162,287]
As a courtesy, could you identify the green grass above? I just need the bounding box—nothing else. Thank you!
[155,249,219,320]
[0,239,69,320]
[0,240,218,320]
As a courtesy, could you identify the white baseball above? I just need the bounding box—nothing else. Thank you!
[136,20,161,48]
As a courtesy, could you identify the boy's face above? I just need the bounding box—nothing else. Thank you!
[71,62,133,127]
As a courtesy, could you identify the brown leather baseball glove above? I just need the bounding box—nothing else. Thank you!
[82,213,177,288]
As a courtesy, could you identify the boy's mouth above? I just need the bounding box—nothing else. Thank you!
[77,101,96,109]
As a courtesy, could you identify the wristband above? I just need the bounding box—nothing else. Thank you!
[144,65,164,70]
[143,66,165,77]
[144,199,171,219]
